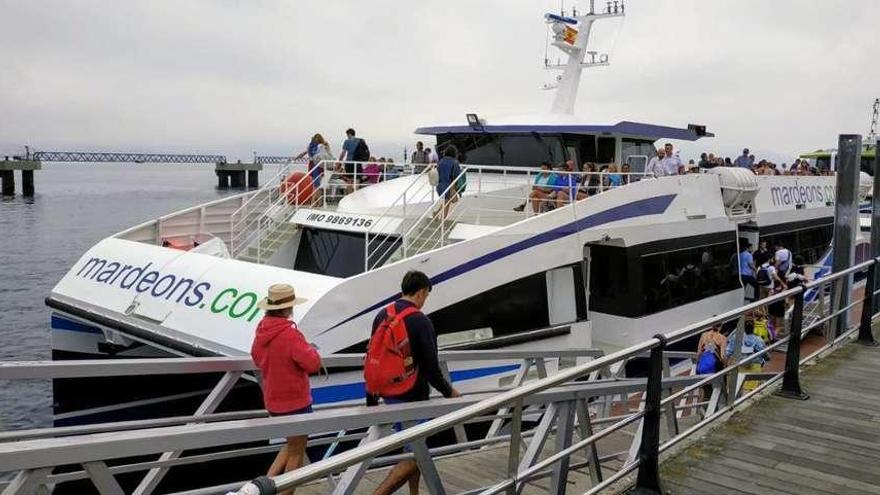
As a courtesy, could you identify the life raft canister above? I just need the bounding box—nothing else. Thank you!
[279,171,313,205]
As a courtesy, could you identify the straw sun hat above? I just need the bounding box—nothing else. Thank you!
[258,283,307,310]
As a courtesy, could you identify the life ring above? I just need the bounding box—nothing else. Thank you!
[279,171,313,205]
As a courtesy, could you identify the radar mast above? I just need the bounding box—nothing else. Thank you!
[543,1,625,115]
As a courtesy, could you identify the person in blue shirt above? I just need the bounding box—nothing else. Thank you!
[550,161,580,209]
[726,320,767,392]
[516,162,557,214]
[738,243,759,301]
[436,147,462,219]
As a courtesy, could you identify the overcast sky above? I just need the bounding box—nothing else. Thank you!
[2,0,878,163]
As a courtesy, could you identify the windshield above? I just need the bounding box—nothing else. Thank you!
[294,227,400,278]
[436,134,565,166]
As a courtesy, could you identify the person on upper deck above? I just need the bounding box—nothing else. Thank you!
[517,161,556,213]
[661,143,684,176]
[734,148,754,169]
[551,160,580,208]
[645,148,666,177]
[411,141,429,168]
[436,147,462,219]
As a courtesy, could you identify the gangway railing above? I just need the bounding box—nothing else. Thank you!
[0,348,604,495]
[229,160,414,261]
[225,257,880,495]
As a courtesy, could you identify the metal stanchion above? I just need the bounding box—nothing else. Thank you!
[776,288,809,399]
[629,335,666,495]
[858,260,879,346]
[831,134,861,336]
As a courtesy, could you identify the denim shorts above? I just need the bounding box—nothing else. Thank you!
[269,404,313,417]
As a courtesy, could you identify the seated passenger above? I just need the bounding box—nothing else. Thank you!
[521,162,556,214]
[363,159,382,184]
[606,164,623,188]
[550,161,580,209]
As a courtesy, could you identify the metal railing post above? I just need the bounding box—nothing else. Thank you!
[776,288,809,400]
[858,259,879,346]
[630,336,666,495]
[506,400,523,495]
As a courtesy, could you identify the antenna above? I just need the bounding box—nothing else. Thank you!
[869,97,879,146]
[541,1,625,114]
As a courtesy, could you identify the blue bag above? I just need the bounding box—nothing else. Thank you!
[696,350,720,374]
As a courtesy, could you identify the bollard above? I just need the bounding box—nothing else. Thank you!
[858,260,879,346]
[776,288,809,399]
[630,335,666,495]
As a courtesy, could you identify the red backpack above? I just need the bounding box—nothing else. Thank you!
[364,303,420,397]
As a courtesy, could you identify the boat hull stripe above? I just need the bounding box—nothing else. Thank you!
[322,194,677,334]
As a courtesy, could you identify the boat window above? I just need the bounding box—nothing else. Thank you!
[596,137,616,163]
[641,241,738,315]
[436,134,564,167]
[294,228,400,278]
[589,235,739,318]
[428,271,551,337]
[621,139,656,172]
[761,223,833,265]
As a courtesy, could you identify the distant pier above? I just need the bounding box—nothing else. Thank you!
[1,150,294,196]
[0,158,40,197]
[215,161,263,189]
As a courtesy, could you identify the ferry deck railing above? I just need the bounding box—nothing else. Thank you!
[0,347,606,495]
[229,160,415,262]
[226,257,878,495]
[365,164,651,270]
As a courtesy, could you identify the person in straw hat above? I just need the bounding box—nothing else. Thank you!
[251,283,320,494]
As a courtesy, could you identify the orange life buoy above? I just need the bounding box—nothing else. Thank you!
[279,171,313,205]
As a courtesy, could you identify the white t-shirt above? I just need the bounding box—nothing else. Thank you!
[661,156,683,176]
[646,156,665,177]
[774,248,791,273]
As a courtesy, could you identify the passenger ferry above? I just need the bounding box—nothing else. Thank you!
[47,3,844,423]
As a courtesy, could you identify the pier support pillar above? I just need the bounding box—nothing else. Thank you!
[871,139,880,310]
[21,170,35,196]
[216,171,230,189]
[830,134,861,337]
[230,170,245,188]
[0,170,13,196]
[247,170,259,188]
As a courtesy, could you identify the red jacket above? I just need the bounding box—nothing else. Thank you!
[251,316,321,413]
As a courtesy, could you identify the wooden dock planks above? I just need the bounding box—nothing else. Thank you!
[660,341,880,495]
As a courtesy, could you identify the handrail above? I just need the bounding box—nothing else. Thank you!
[259,254,880,494]
[0,349,603,381]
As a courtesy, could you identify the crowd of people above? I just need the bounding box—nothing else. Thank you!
[649,143,830,177]
[696,238,810,389]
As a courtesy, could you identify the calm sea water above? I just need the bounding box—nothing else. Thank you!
[0,163,278,430]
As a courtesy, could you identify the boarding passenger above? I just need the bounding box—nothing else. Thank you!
[753,240,771,268]
[738,243,760,301]
[294,133,332,189]
[251,284,321,495]
[338,128,368,193]
[365,271,460,495]
[726,320,767,391]
[436,147,462,220]
[411,141,430,169]
[774,241,792,276]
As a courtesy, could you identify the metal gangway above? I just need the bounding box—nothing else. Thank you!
[2,262,879,495]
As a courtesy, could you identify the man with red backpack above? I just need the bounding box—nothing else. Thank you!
[364,270,460,495]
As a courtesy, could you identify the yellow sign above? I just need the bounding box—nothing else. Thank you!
[563,26,578,45]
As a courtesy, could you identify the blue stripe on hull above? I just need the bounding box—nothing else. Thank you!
[322,194,677,334]
[51,314,103,334]
[311,364,521,404]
